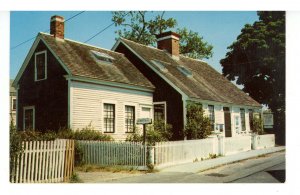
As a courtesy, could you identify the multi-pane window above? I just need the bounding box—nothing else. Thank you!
[208,105,215,130]
[12,98,16,110]
[248,109,254,130]
[24,107,34,130]
[240,108,246,131]
[104,103,115,133]
[125,106,135,133]
[35,51,47,81]
[154,104,165,122]
[141,107,151,118]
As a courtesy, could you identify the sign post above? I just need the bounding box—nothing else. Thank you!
[137,118,152,166]
[137,118,152,145]
[263,112,274,129]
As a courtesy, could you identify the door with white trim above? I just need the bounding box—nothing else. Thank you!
[23,106,35,130]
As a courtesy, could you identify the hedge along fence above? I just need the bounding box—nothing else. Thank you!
[10,139,75,183]
[77,141,147,167]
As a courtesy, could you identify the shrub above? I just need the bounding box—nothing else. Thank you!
[253,116,264,135]
[184,102,213,139]
[15,126,114,142]
[9,121,23,180]
[125,119,172,145]
[74,143,84,166]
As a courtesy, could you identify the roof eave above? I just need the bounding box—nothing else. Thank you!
[65,75,155,93]
[188,97,262,108]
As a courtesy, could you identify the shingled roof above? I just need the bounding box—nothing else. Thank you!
[118,38,261,107]
[39,33,154,90]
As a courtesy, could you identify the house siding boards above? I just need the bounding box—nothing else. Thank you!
[70,81,153,141]
[115,43,184,140]
[17,41,68,131]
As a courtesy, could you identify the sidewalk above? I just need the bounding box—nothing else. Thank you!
[158,146,285,173]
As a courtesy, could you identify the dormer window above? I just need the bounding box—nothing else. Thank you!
[177,66,192,78]
[35,50,47,81]
[151,60,168,72]
[91,50,114,64]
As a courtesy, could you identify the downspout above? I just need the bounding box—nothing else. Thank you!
[182,96,187,140]
[67,77,72,130]
[16,85,19,130]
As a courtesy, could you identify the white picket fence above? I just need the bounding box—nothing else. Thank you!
[10,139,75,183]
[252,134,275,149]
[153,138,217,167]
[76,134,275,169]
[77,141,147,167]
[223,136,252,155]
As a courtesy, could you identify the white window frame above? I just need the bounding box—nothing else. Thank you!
[23,106,35,131]
[101,100,117,134]
[208,105,215,131]
[153,101,167,123]
[234,115,241,134]
[34,50,47,81]
[124,105,136,133]
[11,97,16,111]
[240,108,246,131]
[139,104,153,119]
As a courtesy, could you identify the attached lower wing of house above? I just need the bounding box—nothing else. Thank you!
[112,31,262,139]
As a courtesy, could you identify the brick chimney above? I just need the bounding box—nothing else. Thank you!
[156,31,180,59]
[50,15,65,39]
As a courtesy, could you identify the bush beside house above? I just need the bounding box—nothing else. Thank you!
[184,102,213,139]
[126,119,173,145]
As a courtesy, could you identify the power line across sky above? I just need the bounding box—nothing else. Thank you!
[10,11,259,79]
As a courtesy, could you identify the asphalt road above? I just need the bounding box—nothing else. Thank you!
[106,151,285,183]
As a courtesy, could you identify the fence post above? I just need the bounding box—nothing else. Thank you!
[147,146,155,166]
[211,136,218,155]
[251,134,258,150]
[218,135,225,156]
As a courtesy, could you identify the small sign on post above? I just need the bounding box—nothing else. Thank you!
[137,118,152,145]
[136,118,152,125]
[263,112,274,129]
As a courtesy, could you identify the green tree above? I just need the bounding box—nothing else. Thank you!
[220,11,285,144]
[177,27,213,59]
[184,102,213,139]
[112,11,213,60]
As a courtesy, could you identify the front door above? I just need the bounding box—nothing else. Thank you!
[223,107,232,137]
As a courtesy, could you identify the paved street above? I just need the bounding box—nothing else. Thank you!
[231,161,285,183]
[109,151,285,183]
[77,150,285,183]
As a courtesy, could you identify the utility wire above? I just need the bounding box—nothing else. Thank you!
[84,12,131,43]
[11,11,85,50]
[84,22,114,43]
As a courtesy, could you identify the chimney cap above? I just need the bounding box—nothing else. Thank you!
[156,31,180,39]
[50,15,65,22]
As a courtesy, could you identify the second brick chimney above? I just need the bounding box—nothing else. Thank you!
[156,31,180,59]
[50,15,65,39]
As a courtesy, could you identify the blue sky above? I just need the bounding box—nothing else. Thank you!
[10,11,259,79]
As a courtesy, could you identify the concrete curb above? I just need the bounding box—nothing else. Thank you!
[158,146,285,173]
